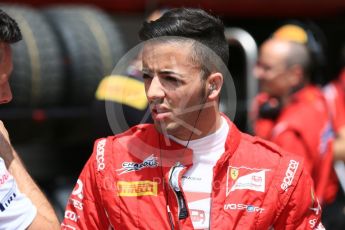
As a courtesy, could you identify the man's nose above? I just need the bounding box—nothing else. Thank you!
[146,76,165,102]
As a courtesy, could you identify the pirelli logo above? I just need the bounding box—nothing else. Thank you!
[117,181,158,196]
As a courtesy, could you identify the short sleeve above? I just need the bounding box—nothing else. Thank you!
[0,158,37,230]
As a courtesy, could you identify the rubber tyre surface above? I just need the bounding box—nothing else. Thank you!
[44,5,125,105]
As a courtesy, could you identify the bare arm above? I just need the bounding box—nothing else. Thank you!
[0,121,60,230]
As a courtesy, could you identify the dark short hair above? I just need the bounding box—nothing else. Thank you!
[0,9,22,43]
[139,8,229,76]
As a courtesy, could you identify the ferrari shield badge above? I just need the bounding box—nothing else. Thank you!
[230,168,239,180]
[226,166,269,196]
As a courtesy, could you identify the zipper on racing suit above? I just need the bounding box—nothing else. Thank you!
[168,162,189,220]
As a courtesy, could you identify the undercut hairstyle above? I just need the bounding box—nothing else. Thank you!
[286,41,313,79]
[139,8,229,78]
[0,9,22,43]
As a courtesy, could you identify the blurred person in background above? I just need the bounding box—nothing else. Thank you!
[323,45,345,161]
[0,9,60,229]
[252,23,338,206]
[62,8,324,229]
[322,44,345,229]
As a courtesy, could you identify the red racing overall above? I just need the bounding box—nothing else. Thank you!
[62,116,323,229]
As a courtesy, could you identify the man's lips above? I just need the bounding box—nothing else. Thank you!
[151,107,171,121]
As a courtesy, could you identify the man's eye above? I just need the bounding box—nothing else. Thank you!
[142,73,152,80]
[165,76,179,83]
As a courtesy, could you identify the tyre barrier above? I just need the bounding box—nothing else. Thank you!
[1,5,64,107]
[44,5,125,105]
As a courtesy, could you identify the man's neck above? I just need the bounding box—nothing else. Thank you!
[283,82,308,106]
[173,111,222,141]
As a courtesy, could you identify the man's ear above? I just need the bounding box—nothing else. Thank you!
[206,72,223,99]
[288,65,304,87]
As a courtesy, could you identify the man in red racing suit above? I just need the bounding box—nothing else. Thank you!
[62,116,323,229]
[62,8,324,229]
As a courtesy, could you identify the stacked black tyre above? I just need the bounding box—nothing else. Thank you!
[1,5,64,107]
[44,6,125,105]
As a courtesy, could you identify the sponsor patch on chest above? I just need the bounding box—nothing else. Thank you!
[117,181,158,196]
[226,166,269,196]
[116,154,158,175]
[224,203,264,213]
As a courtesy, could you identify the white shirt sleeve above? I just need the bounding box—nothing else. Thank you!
[0,157,37,230]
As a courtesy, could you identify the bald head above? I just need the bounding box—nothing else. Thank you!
[255,38,313,98]
[262,38,312,79]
